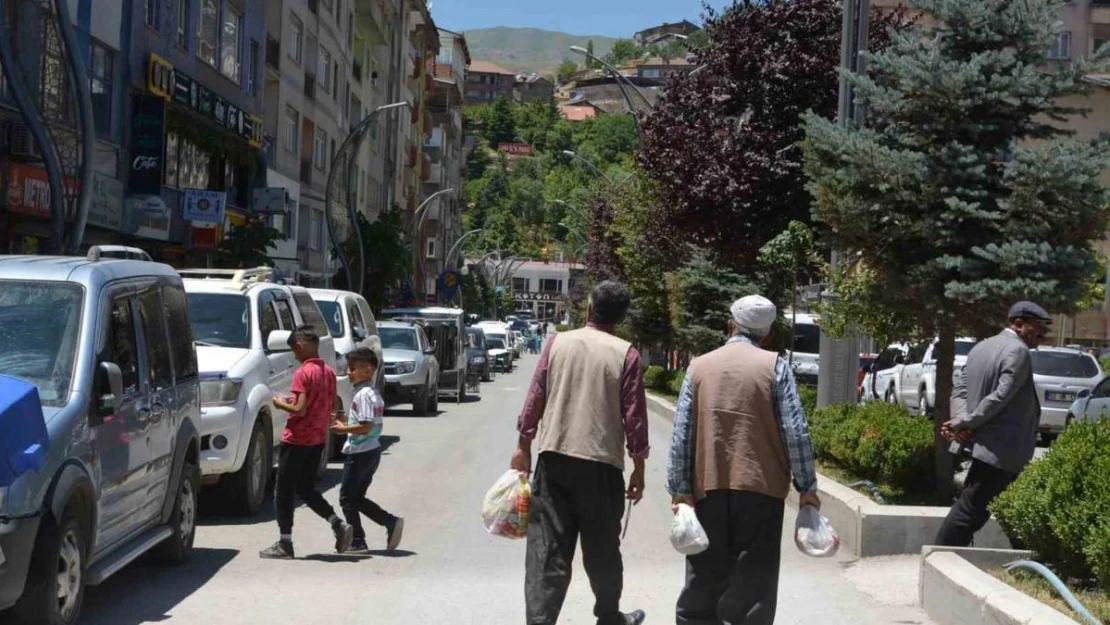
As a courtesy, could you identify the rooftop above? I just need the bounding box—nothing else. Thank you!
[467,60,516,76]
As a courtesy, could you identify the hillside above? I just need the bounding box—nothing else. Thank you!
[463,27,618,76]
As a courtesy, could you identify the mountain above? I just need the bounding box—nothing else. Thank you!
[463,27,618,76]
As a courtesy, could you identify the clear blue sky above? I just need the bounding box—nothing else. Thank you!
[430,0,733,38]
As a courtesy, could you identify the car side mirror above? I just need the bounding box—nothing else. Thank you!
[1078,389,1091,400]
[97,361,123,417]
[267,330,293,352]
[862,364,873,373]
[352,326,368,341]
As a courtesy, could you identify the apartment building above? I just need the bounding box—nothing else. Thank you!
[465,60,515,104]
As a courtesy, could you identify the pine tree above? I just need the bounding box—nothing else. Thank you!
[802,0,1110,491]
[586,39,597,69]
[485,96,517,148]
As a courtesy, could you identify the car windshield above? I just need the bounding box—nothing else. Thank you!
[381,327,418,351]
[1032,352,1099,378]
[487,337,506,349]
[317,300,344,337]
[956,341,976,357]
[467,331,486,349]
[793,324,821,355]
[0,280,84,407]
[186,293,251,348]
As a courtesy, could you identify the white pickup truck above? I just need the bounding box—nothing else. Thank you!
[878,337,978,414]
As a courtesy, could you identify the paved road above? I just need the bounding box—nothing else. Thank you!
[78,353,934,625]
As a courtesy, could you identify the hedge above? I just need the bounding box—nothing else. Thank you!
[799,386,817,418]
[991,419,1110,591]
[643,365,670,392]
[808,402,934,492]
[669,370,686,396]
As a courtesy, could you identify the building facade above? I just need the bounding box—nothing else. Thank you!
[633,20,697,47]
[514,74,554,104]
[505,260,585,323]
[464,60,514,104]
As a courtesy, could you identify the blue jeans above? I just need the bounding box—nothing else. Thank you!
[339,447,395,542]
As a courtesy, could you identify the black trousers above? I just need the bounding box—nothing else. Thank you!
[275,443,337,536]
[935,459,1018,547]
[339,447,396,542]
[676,490,785,625]
[525,452,626,625]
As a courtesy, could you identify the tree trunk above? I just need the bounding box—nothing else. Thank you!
[934,323,956,500]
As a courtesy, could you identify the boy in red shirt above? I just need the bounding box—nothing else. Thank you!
[261,325,354,559]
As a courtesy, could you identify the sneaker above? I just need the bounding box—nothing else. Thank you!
[332,520,354,553]
[259,540,294,560]
[386,517,405,551]
[601,610,645,625]
[348,540,371,555]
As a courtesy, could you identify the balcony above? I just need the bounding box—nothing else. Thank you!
[353,61,363,84]
[300,160,313,184]
[304,72,316,100]
[266,36,280,70]
[420,154,432,181]
[355,0,387,45]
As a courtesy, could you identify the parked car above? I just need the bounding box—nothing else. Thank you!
[485,333,514,372]
[857,353,878,399]
[478,320,516,360]
[379,321,440,415]
[381,307,468,403]
[466,326,493,382]
[181,267,337,515]
[1031,347,1102,442]
[860,344,909,402]
[884,337,977,414]
[785,312,821,387]
[0,249,202,625]
[512,330,526,359]
[310,288,382,457]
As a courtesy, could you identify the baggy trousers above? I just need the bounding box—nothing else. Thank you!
[935,459,1018,547]
[339,447,396,542]
[676,490,785,625]
[275,443,337,536]
[525,452,626,625]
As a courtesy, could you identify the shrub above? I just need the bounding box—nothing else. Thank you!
[669,370,687,396]
[555,323,570,333]
[1100,356,1110,375]
[643,365,670,392]
[799,386,817,418]
[808,402,934,492]
[991,419,1110,590]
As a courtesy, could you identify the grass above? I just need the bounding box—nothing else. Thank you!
[991,568,1110,624]
[815,459,950,507]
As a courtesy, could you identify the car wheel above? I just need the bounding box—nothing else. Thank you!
[1042,432,1058,445]
[458,375,467,403]
[885,387,896,404]
[225,421,269,516]
[11,502,87,625]
[483,365,492,383]
[154,459,199,564]
[918,392,929,416]
[413,379,430,416]
[429,381,439,414]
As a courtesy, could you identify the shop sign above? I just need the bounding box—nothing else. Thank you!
[182,189,227,225]
[130,196,171,241]
[148,53,262,145]
[173,71,199,109]
[515,292,564,302]
[7,163,78,219]
[129,94,167,195]
[88,173,124,230]
[191,224,219,252]
[498,143,533,156]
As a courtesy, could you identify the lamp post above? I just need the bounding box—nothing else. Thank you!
[411,188,456,299]
[569,45,649,144]
[445,228,483,269]
[561,150,613,184]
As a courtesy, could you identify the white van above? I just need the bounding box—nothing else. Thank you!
[786,312,820,387]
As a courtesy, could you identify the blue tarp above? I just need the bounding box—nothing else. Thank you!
[0,375,50,487]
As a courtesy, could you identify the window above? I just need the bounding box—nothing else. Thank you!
[539,278,563,293]
[289,14,303,64]
[641,68,661,78]
[138,289,173,391]
[318,46,332,93]
[284,106,299,153]
[512,277,530,292]
[1048,32,1072,60]
[248,39,259,95]
[1031,351,1099,378]
[346,301,365,334]
[317,300,344,336]
[792,323,821,356]
[177,0,190,48]
[309,211,323,249]
[257,291,280,344]
[164,132,211,189]
[197,0,218,66]
[425,237,437,258]
[313,127,327,169]
[161,286,198,381]
[220,3,243,82]
[186,293,250,348]
[274,299,296,330]
[109,298,140,395]
[321,0,333,12]
[293,292,330,337]
[147,0,162,28]
[88,41,114,139]
[333,61,339,97]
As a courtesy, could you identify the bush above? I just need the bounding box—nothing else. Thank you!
[1100,356,1110,374]
[799,386,817,418]
[991,419,1110,590]
[555,323,570,333]
[643,365,670,392]
[808,402,934,492]
[669,370,687,396]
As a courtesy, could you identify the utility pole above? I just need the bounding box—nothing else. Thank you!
[817,0,870,409]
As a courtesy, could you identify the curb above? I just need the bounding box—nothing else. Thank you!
[920,551,1079,625]
[646,393,675,422]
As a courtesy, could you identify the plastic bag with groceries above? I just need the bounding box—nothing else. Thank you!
[669,503,710,555]
[794,504,840,557]
[482,469,532,539]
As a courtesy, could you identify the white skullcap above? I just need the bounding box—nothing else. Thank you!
[730,295,777,337]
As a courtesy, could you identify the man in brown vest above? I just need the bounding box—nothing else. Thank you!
[666,295,820,625]
[511,280,649,625]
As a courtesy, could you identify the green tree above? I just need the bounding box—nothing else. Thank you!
[485,96,517,148]
[604,39,642,66]
[556,59,579,85]
[802,0,1110,491]
[586,39,597,68]
[217,218,284,269]
[667,248,761,356]
[337,209,411,310]
[465,138,493,180]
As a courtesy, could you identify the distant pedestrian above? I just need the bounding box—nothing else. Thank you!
[511,280,648,625]
[261,325,354,560]
[666,295,820,625]
[330,347,404,555]
[936,301,1049,547]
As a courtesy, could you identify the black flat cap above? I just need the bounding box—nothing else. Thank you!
[1008,301,1053,324]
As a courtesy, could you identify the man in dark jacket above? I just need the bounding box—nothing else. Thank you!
[937,301,1050,546]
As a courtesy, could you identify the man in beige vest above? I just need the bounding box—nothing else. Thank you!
[511,281,649,625]
[666,295,820,625]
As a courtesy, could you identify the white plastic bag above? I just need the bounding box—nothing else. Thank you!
[794,504,840,558]
[669,503,710,555]
[481,469,531,539]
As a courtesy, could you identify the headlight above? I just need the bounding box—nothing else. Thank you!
[395,361,416,374]
[470,356,486,364]
[201,379,243,406]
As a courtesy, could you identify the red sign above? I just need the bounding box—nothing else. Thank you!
[7,164,79,218]
[497,142,533,156]
[191,225,219,252]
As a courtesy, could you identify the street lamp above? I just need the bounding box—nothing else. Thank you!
[445,228,483,268]
[569,45,649,144]
[562,150,613,184]
[411,188,456,298]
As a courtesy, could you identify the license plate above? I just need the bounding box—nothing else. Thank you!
[1046,391,1075,403]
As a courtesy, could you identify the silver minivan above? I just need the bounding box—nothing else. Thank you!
[0,249,202,625]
